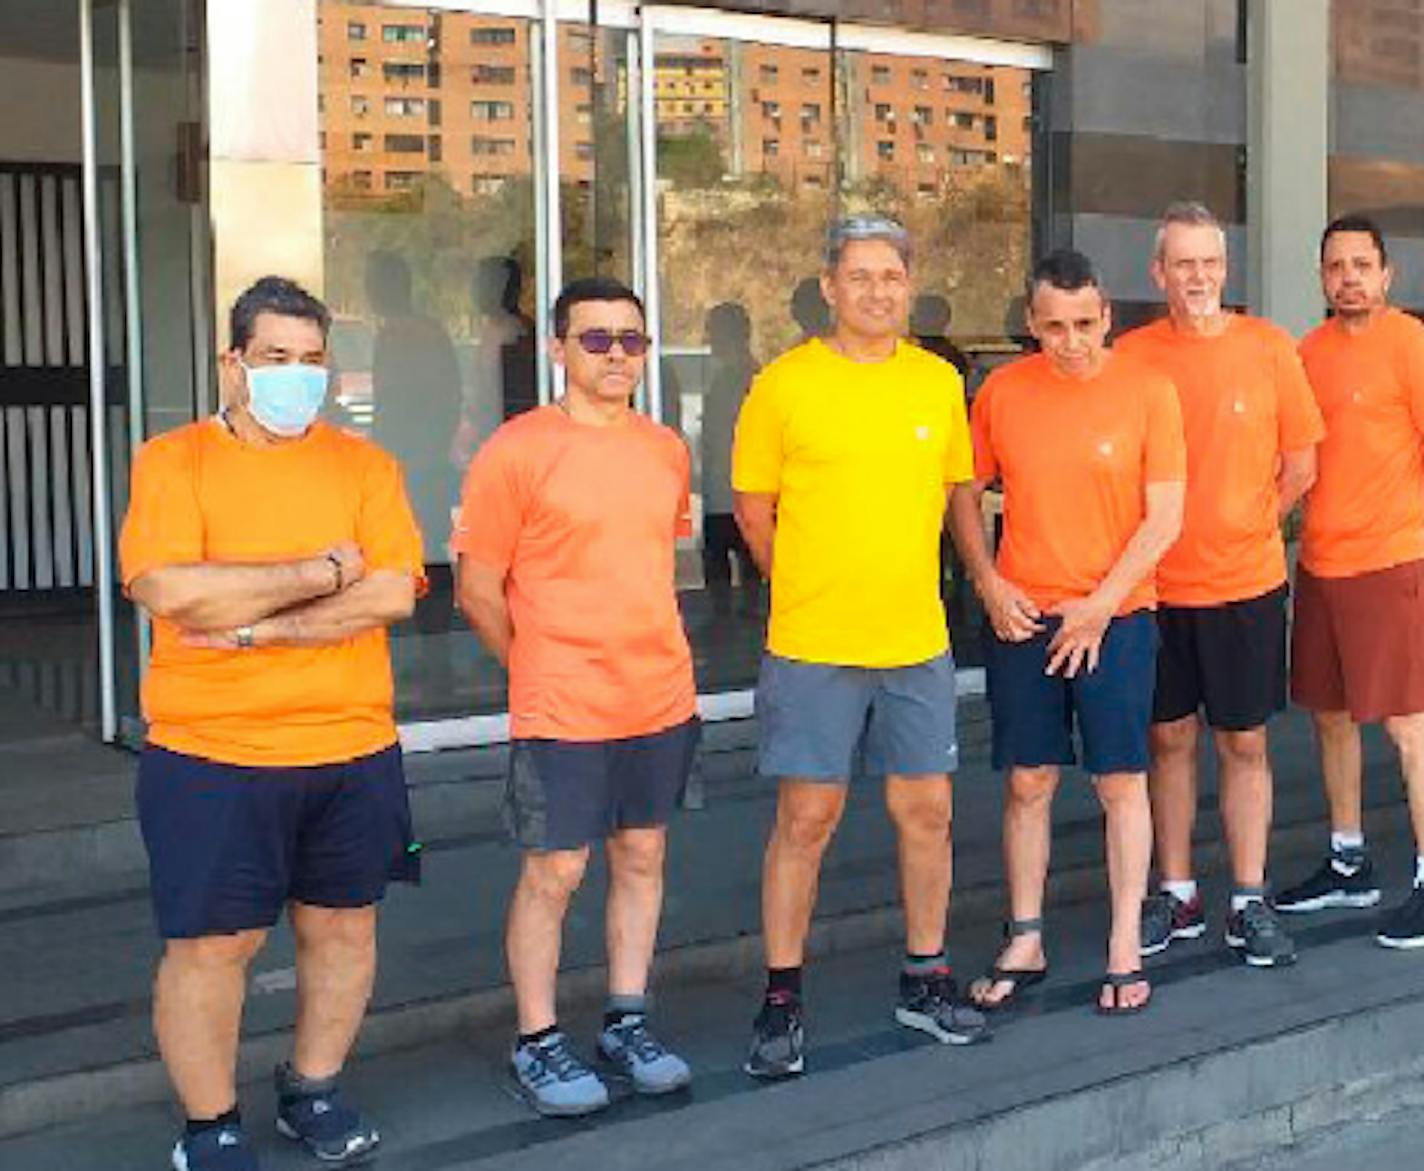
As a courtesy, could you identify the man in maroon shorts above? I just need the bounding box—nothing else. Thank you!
[1274,214,1424,950]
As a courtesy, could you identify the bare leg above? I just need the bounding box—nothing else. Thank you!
[1384,712,1424,857]
[1214,727,1272,889]
[1148,716,1199,883]
[605,828,668,998]
[153,929,267,1117]
[290,904,378,1080]
[506,848,590,1034]
[762,781,848,968]
[885,775,953,956]
[1313,710,1363,834]
[1097,771,1153,1010]
[970,767,1057,1006]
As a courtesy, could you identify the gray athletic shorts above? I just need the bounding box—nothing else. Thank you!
[755,651,959,781]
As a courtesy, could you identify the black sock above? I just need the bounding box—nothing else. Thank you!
[766,965,802,1001]
[186,1106,240,1136]
[518,1024,559,1048]
[903,951,948,978]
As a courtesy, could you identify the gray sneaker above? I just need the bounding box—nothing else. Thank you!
[511,1032,610,1117]
[597,1016,692,1095]
[1225,900,1297,967]
[895,970,990,1045]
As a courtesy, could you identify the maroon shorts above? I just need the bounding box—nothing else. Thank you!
[1290,559,1424,723]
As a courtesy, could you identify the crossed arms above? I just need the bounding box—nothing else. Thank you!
[129,542,417,649]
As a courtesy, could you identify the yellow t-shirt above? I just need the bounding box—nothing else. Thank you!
[732,338,973,667]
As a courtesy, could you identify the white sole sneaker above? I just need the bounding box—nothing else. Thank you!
[1376,932,1424,950]
[1275,889,1381,913]
[893,1005,986,1045]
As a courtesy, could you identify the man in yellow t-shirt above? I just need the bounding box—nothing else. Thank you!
[733,216,986,1079]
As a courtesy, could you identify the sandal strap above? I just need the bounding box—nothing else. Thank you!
[1103,970,1147,986]
[1005,917,1043,938]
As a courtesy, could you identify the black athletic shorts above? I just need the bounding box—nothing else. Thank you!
[504,717,701,851]
[1152,583,1288,731]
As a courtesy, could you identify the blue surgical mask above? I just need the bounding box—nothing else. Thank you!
[241,361,328,437]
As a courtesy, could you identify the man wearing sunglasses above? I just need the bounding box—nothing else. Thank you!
[454,277,699,1116]
[734,216,988,1079]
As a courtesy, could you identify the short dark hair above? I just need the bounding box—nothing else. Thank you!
[229,276,331,351]
[1027,249,1103,302]
[1321,214,1389,266]
[552,277,645,339]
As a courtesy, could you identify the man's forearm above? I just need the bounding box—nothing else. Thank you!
[254,572,414,647]
[135,558,337,630]
[947,484,995,589]
[463,596,513,667]
[1092,483,1185,611]
[732,495,776,578]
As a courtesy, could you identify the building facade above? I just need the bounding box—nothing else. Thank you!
[0,0,1420,752]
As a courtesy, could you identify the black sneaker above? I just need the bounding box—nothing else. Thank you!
[1273,853,1381,913]
[171,1124,258,1171]
[1377,887,1424,950]
[1225,899,1297,967]
[745,992,804,1080]
[1140,891,1206,957]
[274,1062,380,1163]
[894,969,989,1045]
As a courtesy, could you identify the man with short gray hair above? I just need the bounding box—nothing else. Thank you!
[1116,202,1323,967]
[733,215,987,1079]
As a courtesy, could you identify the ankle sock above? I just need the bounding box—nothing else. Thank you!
[766,965,802,1001]
[1415,855,1424,889]
[518,1024,559,1048]
[186,1106,240,1137]
[1162,879,1198,904]
[1330,830,1365,856]
[604,994,647,1030]
[903,951,948,978]
[1230,886,1267,914]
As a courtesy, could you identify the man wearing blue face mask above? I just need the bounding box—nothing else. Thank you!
[120,276,425,1171]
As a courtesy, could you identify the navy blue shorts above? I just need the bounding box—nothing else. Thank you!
[987,610,1158,776]
[137,744,420,939]
[505,717,701,851]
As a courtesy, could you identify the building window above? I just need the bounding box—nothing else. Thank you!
[913,105,932,126]
[351,95,369,116]
[946,74,984,95]
[473,65,516,85]
[805,140,824,159]
[764,137,780,157]
[428,99,442,126]
[802,66,821,84]
[875,103,893,122]
[471,26,517,46]
[353,132,373,152]
[872,64,892,85]
[570,66,593,86]
[763,100,781,119]
[804,174,824,189]
[428,136,442,163]
[760,63,779,83]
[911,68,929,90]
[576,102,593,124]
[472,100,516,120]
[985,78,996,104]
[384,134,426,154]
[351,170,372,190]
[385,97,426,117]
[382,24,426,44]
[877,140,895,160]
[349,57,369,80]
[347,21,366,41]
[984,115,998,141]
[801,102,821,123]
[575,141,594,160]
[471,137,516,156]
[385,171,420,191]
[954,112,975,129]
[384,61,426,84]
[917,143,935,163]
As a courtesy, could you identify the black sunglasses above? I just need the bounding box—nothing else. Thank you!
[572,328,651,357]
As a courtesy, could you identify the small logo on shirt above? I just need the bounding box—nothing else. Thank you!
[915,424,931,441]
[1232,399,1246,415]
[1351,390,1364,404]
[1097,440,1115,457]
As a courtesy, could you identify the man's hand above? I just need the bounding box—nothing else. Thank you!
[180,627,246,650]
[324,542,365,591]
[977,571,1044,643]
[1046,594,1114,678]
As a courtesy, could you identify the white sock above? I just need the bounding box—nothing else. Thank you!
[1162,880,1198,904]
[1415,855,1424,889]
[1330,830,1365,854]
[1230,889,1266,913]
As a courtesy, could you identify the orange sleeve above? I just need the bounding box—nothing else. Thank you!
[1143,374,1187,483]
[358,447,426,579]
[118,431,203,588]
[450,430,525,574]
[1272,332,1326,451]
[969,374,999,482]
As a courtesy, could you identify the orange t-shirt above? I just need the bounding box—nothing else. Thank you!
[119,419,425,768]
[451,405,696,742]
[1115,315,1324,605]
[971,351,1186,615]
[1299,308,1424,579]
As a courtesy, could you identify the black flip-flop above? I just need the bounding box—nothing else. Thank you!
[972,965,1049,1013]
[1096,971,1152,1016]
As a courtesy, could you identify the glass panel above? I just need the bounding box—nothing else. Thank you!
[318,2,541,720]
[652,33,836,691]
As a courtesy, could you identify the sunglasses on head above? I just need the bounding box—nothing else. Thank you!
[571,328,651,356]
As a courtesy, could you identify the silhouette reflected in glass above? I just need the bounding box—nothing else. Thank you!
[911,293,972,383]
[790,276,831,343]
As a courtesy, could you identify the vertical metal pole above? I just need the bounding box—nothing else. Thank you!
[80,0,118,741]
[118,0,151,679]
[541,1,565,403]
[638,5,662,424]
